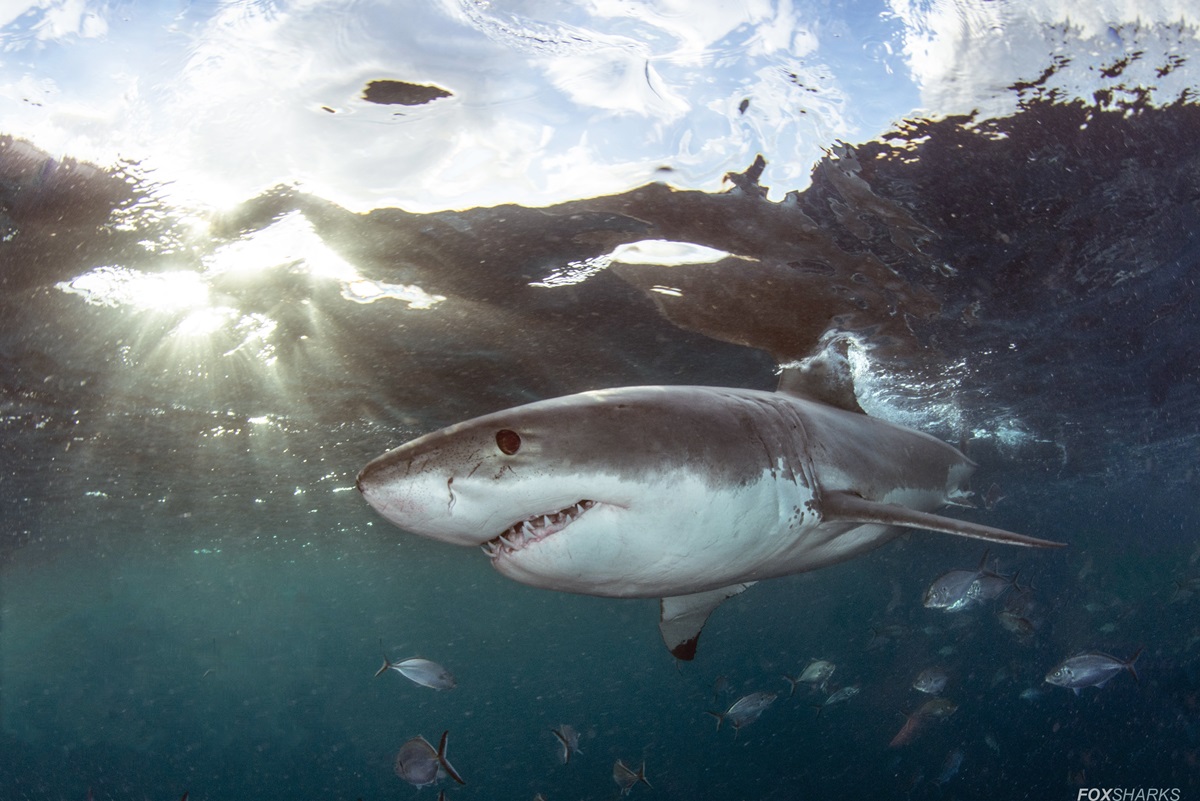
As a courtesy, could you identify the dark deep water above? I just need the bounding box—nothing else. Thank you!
[3,8,1200,801]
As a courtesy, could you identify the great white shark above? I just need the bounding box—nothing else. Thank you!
[357,385,1065,659]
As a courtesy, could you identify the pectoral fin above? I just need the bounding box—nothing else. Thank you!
[659,582,756,661]
[820,491,1066,549]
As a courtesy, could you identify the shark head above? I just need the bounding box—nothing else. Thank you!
[357,386,786,597]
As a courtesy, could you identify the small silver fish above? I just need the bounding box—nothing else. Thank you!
[997,610,1036,636]
[1168,576,1200,604]
[923,565,984,611]
[814,684,860,718]
[970,568,1020,602]
[550,724,582,764]
[933,748,964,785]
[982,483,1007,510]
[912,667,948,696]
[997,588,1041,637]
[394,731,466,788]
[926,551,1014,611]
[783,659,836,696]
[708,691,777,737]
[1045,647,1143,694]
[888,698,957,747]
[376,656,457,690]
[1018,687,1044,702]
[798,659,836,686]
[867,624,908,650]
[612,760,651,795]
[920,698,958,719]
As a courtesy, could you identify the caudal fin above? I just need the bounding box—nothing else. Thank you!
[436,730,467,785]
[1125,646,1145,683]
[976,548,992,571]
[636,762,652,789]
[374,638,394,677]
[550,727,571,764]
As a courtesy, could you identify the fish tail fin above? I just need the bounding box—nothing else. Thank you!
[811,704,824,719]
[374,637,392,677]
[782,674,798,698]
[638,762,652,789]
[1126,646,1145,683]
[551,728,568,764]
[436,730,467,785]
[1008,569,1021,592]
[976,548,991,571]
[705,710,724,731]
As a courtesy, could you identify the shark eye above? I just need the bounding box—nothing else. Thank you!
[495,429,521,455]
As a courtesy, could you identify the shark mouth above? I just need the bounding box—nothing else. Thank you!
[481,500,596,559]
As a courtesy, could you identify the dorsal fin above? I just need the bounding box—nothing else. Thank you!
[777,338,864,413]
[658,582,756,660]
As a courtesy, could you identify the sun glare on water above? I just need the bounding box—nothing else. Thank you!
[58,267,211,313]
[56,211,444,371]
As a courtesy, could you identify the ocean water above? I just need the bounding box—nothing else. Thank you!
[3,3,1200,800]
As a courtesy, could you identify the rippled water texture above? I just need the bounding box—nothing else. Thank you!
[2,2,1199,800]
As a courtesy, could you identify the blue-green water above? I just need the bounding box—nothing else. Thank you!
[4,470,1198,800]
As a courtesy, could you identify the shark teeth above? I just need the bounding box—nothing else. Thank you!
[484,500,596,559]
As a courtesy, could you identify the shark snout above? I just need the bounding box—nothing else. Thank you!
[356,458,419,522]
[357,456,489,546]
